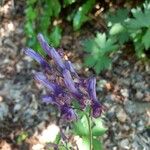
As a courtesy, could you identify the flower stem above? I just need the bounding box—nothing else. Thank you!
[86,110,92,150]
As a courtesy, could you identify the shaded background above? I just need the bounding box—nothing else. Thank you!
[0,0,150,149]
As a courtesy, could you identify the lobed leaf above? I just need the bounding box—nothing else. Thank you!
[92,118,107,136]
[126,2,150,29]
[73,115,89,136]
[142,27,150,50]
[93,138,103,150]
[107,8,129,25]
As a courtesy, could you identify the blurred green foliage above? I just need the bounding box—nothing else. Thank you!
[25,0,96,54]
[126,1,150,57]
[25,0,150,74]
[83,1,150,74]
[50,106,106,149]
[107,1,150,58]
[83,33,118,74]
[16,131,28,144]
[72,108,106,150]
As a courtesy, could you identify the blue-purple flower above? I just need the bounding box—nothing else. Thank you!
[24,33,103,121]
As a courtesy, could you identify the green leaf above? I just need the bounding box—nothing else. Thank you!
[115,31,130,44]
[135,42,145,58]
[54,133,61,145]
[109,23,125,35]
[107,8,130,45]
[25,22,34,35]
[84,55,97,67]
[126,2,150,29]
[92,118,107,136]
[72,99,81,109]
[94,56,111,74]
[107,8,129,24]
[83,39,99,53]
[52,0,61,17]
[25,6,37,21]
[63,0,76,7]
[83,32,118,74]
[16,131,28,144]
[73,11,89,31]
[94,33,118,53]
[40,15,51,30]
[27,0,37,5]
[73,115,89,136]
[94,33,106,49]
[73,0,95,30]
[142,27,150,50]
[26,37,36,47]
[46,0,61,17]
[93,139,103,150]
[49,26,62,47]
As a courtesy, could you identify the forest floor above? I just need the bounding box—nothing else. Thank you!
[0,1,150,150]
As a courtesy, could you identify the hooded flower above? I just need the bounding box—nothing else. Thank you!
[24,33,103,121]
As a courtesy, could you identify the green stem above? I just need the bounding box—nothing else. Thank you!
[85,110,92,150]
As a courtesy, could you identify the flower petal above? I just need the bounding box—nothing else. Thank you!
[64,60,78,78]
[91,101,103,118]
[24,48,51,70]
[61,105,77,121]
[87,77,97,101]
[41,95,56,105]
[62,69,79,95]
[34,72,62,94]
[37,33,65,71]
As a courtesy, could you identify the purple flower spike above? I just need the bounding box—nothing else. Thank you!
[24,48,51,70]
[41,95,56,105]
[61,105,77,121]
[91,101,103,118]
[37,33,65,71]
[34,72,62,94]
[64,60,79,78]
[24,33,104,121]
[87,77,97,101]
[62,69,79,95]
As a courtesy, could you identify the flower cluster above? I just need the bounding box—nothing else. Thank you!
[24,33,103,121]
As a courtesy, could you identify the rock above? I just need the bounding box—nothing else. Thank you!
[3,38,17,50]
[144,92,150,102]
[124,100,138,115]
[116,108,128,123]
[13,103,21,112]
[120,88,129,98]
[132,140,142,150]
[32,144,44,150]
[97,80,107,91]
[0,102,9,121]
[134,82,145,89]
[136,91,144,100]
[0,96,3,102]
[124,100,150,116]
[37,122,46,130]
[137,120,145,132]
[132,134,150,150]
[122,125,130,131]
[38,124,60,143]
[119,139,130,149]
[0,140,11,150]
[112,146,117,150]
[106,106,116,121]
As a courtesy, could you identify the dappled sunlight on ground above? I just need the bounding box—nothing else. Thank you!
[0,0,150,150]
[37,123,60,143]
